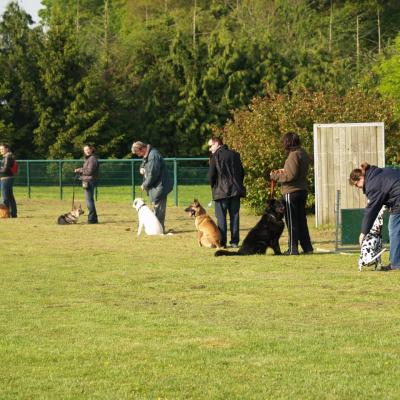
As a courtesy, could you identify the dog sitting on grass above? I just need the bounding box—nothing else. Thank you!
[215,198,285,256]
[57,204,84,225]
[0,203,10,218]
[185,199,222,248]
[133,198,164,236]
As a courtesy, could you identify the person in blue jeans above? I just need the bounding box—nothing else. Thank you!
[0,143,17,218]
[208,136,246,248]
[74,145,99,224]
[350,162,400,271]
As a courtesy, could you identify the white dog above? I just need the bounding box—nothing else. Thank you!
[358,206,387,271]
[133,198,164,236]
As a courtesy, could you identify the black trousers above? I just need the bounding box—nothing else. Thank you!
[284,190,313,254]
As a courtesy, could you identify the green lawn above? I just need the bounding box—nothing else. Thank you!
[13,185,213,207]
[1,197,399,399]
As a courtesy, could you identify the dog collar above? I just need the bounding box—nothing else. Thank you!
[137,204,146,212]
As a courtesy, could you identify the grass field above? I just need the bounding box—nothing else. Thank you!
[1,195,400,399]
[13,185,213,207]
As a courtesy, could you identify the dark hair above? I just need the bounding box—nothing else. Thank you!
[210,136,223,146]
[349,162,370,185]
[83,144,95,151]
[283,132,300,152]
[0,143,10,150]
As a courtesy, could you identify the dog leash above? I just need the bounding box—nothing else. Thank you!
[72,174,79,209]
[270,179,277,199]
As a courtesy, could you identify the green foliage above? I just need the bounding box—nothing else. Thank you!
[1,0,400,159]
[220,87,398,212]
[0,2,42,158]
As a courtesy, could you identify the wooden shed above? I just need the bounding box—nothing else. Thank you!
[313,122,385,226]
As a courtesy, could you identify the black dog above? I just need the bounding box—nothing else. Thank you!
[215,198,285,257]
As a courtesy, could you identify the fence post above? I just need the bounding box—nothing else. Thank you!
[27,160,31,199]
[59,160,63,200]
[173,158,178,206]
[131,159,135,202]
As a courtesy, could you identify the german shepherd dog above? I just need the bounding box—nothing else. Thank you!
[185,199,222,248]
[57,204,84,225]
[215,198,285,256]
[0,203,10,218]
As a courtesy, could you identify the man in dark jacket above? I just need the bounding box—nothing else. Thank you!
[132,141,173,232]
[0,143,17,218]
[208,136,245,248]
[74,144,99,224]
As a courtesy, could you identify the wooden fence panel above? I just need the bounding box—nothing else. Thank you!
[313,123,385,225]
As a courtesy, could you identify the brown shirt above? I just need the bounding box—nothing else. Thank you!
[271,147,310,195]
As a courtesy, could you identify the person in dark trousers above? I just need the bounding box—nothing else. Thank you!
[270,132,313,255]
[208,136,246,248]
[0,143,17,218]
[74,144,99,224]
[349,162,400,271]
[132,141,173,232]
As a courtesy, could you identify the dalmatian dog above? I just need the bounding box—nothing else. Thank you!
[358,206,387,271]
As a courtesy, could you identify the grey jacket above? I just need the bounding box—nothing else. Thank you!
[78,154,99,183]
[141,146,173,203]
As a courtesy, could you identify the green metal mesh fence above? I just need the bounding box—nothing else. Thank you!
[12,158,210,205]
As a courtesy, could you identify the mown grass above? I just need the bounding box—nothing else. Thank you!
[1,196,399,400]
[13,185,212,207]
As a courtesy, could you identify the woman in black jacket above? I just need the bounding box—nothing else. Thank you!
[349,162,400,270]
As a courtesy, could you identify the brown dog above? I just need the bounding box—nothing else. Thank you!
[0,203,10,218]
[185,199,222,248]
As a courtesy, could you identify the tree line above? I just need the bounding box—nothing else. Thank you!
[1,0,400,160]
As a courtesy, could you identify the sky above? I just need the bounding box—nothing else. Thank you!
[0,0,43,23]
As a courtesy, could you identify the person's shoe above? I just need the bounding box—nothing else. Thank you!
[231,243,239,248]
[380,264,392,271]
[283,250,299,256]
[303,250,314,255]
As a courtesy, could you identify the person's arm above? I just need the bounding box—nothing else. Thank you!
[208,155,217,187]
[361,191,387,234]
[81,156,98,177]
[275,152,299,183]
[142,153,162,190]
[0,154,12,174]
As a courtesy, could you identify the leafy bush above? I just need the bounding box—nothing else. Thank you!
[217,87,398,212]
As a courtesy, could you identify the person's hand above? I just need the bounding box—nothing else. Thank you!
[359,233,365,246]
[140,184,144,191]
[74,168,80,173]
[139,168,145,175]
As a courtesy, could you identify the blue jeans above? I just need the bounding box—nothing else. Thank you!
[1,177,17,217]
[84,181,98,223]
[214,196,241,247]
[389,213,400,267]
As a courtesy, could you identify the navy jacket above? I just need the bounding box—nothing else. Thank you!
[208,145,245,201]
[361,166,400,234]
